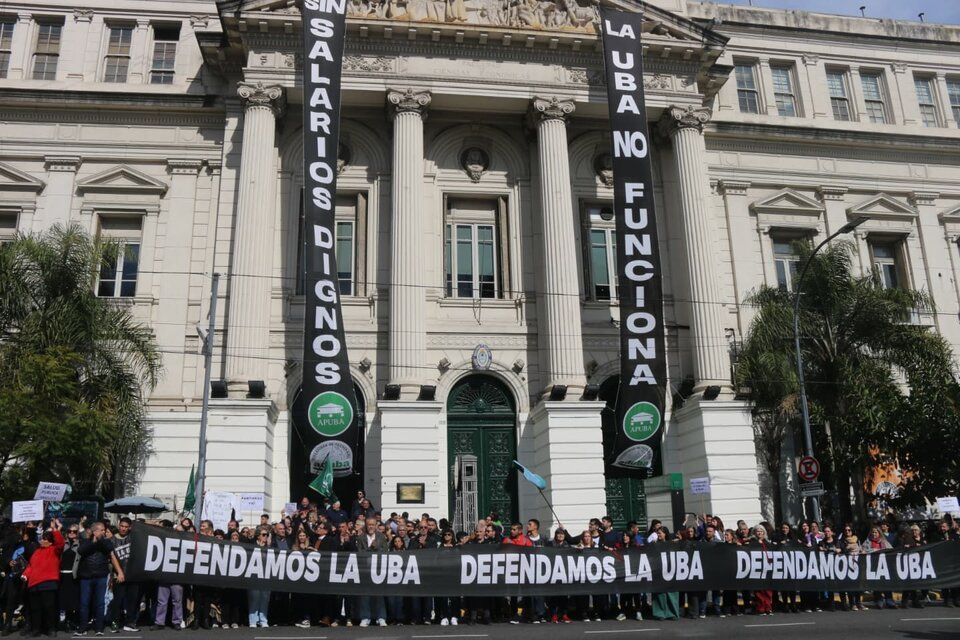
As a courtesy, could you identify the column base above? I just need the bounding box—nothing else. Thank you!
[529,400,607,535]
[669,396,762,526]
[140,399,280,521]
[385,381,426,402]
[225,378,270,400]
[377,400,445,514]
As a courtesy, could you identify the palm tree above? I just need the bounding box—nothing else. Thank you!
[0,223,162,499]
[736,240,955,524]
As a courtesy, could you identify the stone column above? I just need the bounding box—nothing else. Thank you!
[816,186,849,236]
[225,82,285,391]
[659,105,730,391]
[154,159,203,399]
[911,191,960,344]
[757,58,779,116]
[386,88,431,396]
[718,180,754,334]
[800,54,830,119]
[888,63,914,126]
[127,18,151,84]
[528,96,586,393]
[7,13,33,80]
[935,73,958,128]
[34,156,81,231]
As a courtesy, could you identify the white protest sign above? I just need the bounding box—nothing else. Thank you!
[690,477,711,495]
[239,493,264,514]
[936,496,960,515]
[12,500,44,523]
[34,482,69,502]
[201,491,238,532]
[283,502,297,516]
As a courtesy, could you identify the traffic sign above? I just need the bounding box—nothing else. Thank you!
[798,456,820,482]
[800,481,825,497]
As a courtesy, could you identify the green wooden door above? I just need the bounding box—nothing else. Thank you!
[447,375,518,523]
[600,376,648,528]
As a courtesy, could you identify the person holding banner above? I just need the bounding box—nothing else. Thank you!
[22,518,64,637]
[247,529,272,628]
[750,526,774,615]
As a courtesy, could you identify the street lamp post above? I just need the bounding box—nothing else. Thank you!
[793,217,868,522]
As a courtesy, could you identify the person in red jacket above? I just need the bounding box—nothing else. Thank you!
[21,518,65,637]
[501,523,532,623]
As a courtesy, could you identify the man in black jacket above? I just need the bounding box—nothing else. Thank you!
[77,522,124,636]
[313,523,341,626]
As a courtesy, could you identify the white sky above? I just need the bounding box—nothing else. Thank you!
[715,0,960,24]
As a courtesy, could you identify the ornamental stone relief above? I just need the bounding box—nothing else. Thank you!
[568,69,677,91]
[343,55,395,72]
[347,0,602,32]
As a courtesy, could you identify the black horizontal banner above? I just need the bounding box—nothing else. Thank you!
[127,525,960,596]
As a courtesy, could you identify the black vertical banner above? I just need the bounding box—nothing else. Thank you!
[599,7,667,478]
[293,0,358,497]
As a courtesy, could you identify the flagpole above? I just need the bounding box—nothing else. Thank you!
[194,273,220,525]
[537,488,565,532]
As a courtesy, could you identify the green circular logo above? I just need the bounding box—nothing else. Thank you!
[623,401,661,442]
[307,391,353,437]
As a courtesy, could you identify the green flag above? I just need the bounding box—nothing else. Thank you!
[183,465,197,513]
[309,457,336,501]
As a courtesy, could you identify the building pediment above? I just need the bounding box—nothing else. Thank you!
[221,0,723,42]
[750,188,824,217]
[0,162,45,193]
[77,165,168,196]
[846,193,916,221]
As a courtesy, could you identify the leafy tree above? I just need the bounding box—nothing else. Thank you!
[736,241,960,523]
[0,224,161,501]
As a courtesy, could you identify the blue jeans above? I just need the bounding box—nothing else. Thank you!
[79,576,109,633]
[248,590,270,627]
[355,595,386,621]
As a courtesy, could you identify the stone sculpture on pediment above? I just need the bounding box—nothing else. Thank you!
[341,0,602,32]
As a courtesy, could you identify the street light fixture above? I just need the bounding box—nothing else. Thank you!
[793,217,868,522]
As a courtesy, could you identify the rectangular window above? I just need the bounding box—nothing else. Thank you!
[150,25,179,84]
[296,192,361,296]
[771,65,798,117]
[103,24,133,83]
[772,238,804,291]
[914,76,939,127]
[827,70,852,121]
[0,210,18,245]
[582,204,618,301]
[948,78,960,124]
[96,216,142,298]
[444,198,500,299]
[860,72,888,123]
[336,221,354,296]
[870,241,902,290]
[0,18,14,79]
[32,21,62,80]
[735,63,760,114]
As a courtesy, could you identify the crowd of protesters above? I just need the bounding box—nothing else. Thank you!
[1,489,959,636]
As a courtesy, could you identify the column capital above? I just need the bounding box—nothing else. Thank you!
[801,54,819,67]
[386,88,431,119]
[717,180,750,196]
[166,159,203,175]
[817,185,848,201]
[44,156,82,173]
[237,81,286,117]
[528,96,576,125]
[73,9,93,22]
[658,105,712,137]
[891,62,909,74]
[910,191,939,206]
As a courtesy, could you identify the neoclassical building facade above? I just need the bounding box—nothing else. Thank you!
[1,0,958,530]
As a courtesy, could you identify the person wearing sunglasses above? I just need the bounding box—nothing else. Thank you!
[59,524,82,632]
[247,530,272,628]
